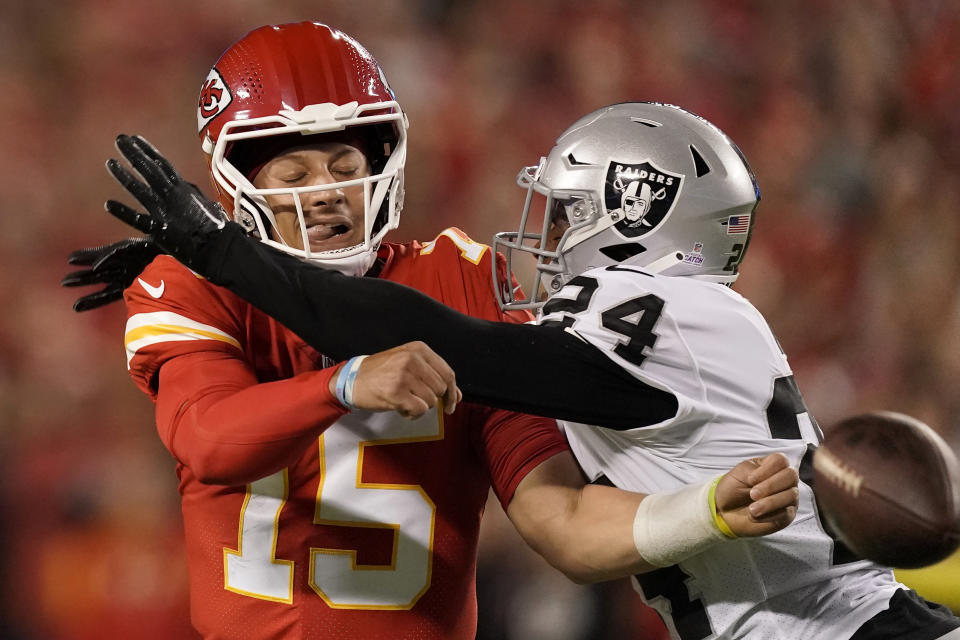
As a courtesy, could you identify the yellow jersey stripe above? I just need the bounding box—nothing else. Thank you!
[125,311,241,368]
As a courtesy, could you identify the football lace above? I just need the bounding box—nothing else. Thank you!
[814,447,864,498]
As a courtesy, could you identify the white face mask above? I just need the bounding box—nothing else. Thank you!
[208,101,408,276]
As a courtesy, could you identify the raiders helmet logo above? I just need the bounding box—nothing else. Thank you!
[197,68,232,133]
[605,161,683,238]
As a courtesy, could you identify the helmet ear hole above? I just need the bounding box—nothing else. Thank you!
[367,123,401,173]
[599,243,646,262]
[690,145,711,177]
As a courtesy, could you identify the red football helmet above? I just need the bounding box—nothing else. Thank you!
[197,21,407,275]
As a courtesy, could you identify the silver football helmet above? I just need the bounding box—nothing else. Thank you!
[493,102,760,310]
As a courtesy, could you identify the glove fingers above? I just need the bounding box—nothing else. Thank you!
[62,268,107,287]
[73,287,123,312]
[116,134,174,192]
[90,239,158,271]
[66,245,105,266]
[106,158,164,213]
[131,135,181,185]
[105,199,157,234]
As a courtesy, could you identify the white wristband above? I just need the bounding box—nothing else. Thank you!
[334,355,368,410]
[633,478,729,567]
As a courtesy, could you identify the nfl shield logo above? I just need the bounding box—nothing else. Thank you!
[605,161,683,238]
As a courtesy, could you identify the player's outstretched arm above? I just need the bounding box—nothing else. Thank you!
[507,452,798,583]
[101,135,673,428]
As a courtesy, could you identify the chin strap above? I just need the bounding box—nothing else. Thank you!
[642,251,685,274]
[305,245,380,278]
[642,250,741,285]
[689,273,740,285]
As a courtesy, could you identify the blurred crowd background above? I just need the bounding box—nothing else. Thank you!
[1,0,958,638]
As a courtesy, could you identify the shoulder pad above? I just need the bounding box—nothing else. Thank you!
[418,227,490,266]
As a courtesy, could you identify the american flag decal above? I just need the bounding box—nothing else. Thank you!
[726,214,751,235]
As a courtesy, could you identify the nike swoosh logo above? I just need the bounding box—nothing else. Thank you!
[138,278,165,298]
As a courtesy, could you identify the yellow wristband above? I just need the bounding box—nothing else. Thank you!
[708,476,738,539]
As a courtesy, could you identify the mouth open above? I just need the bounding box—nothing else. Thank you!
[306,221,356,250]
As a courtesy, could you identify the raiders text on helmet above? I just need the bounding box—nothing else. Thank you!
[493,102,760,310]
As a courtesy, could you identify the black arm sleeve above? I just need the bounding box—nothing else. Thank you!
[199,224,677,429]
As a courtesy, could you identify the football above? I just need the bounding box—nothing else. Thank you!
[812,411,960,568]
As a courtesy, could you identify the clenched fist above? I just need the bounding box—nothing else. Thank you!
[329,341,463,419]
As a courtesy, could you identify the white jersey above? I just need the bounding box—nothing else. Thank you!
[537,265,903,640]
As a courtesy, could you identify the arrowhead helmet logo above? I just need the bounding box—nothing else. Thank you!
[605,160,683,238]
[197,68,232,133]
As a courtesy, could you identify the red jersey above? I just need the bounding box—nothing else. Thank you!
[123,228,569,640]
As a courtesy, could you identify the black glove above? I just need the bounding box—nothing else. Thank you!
[105,134,233,270]
[62,237,163,311]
